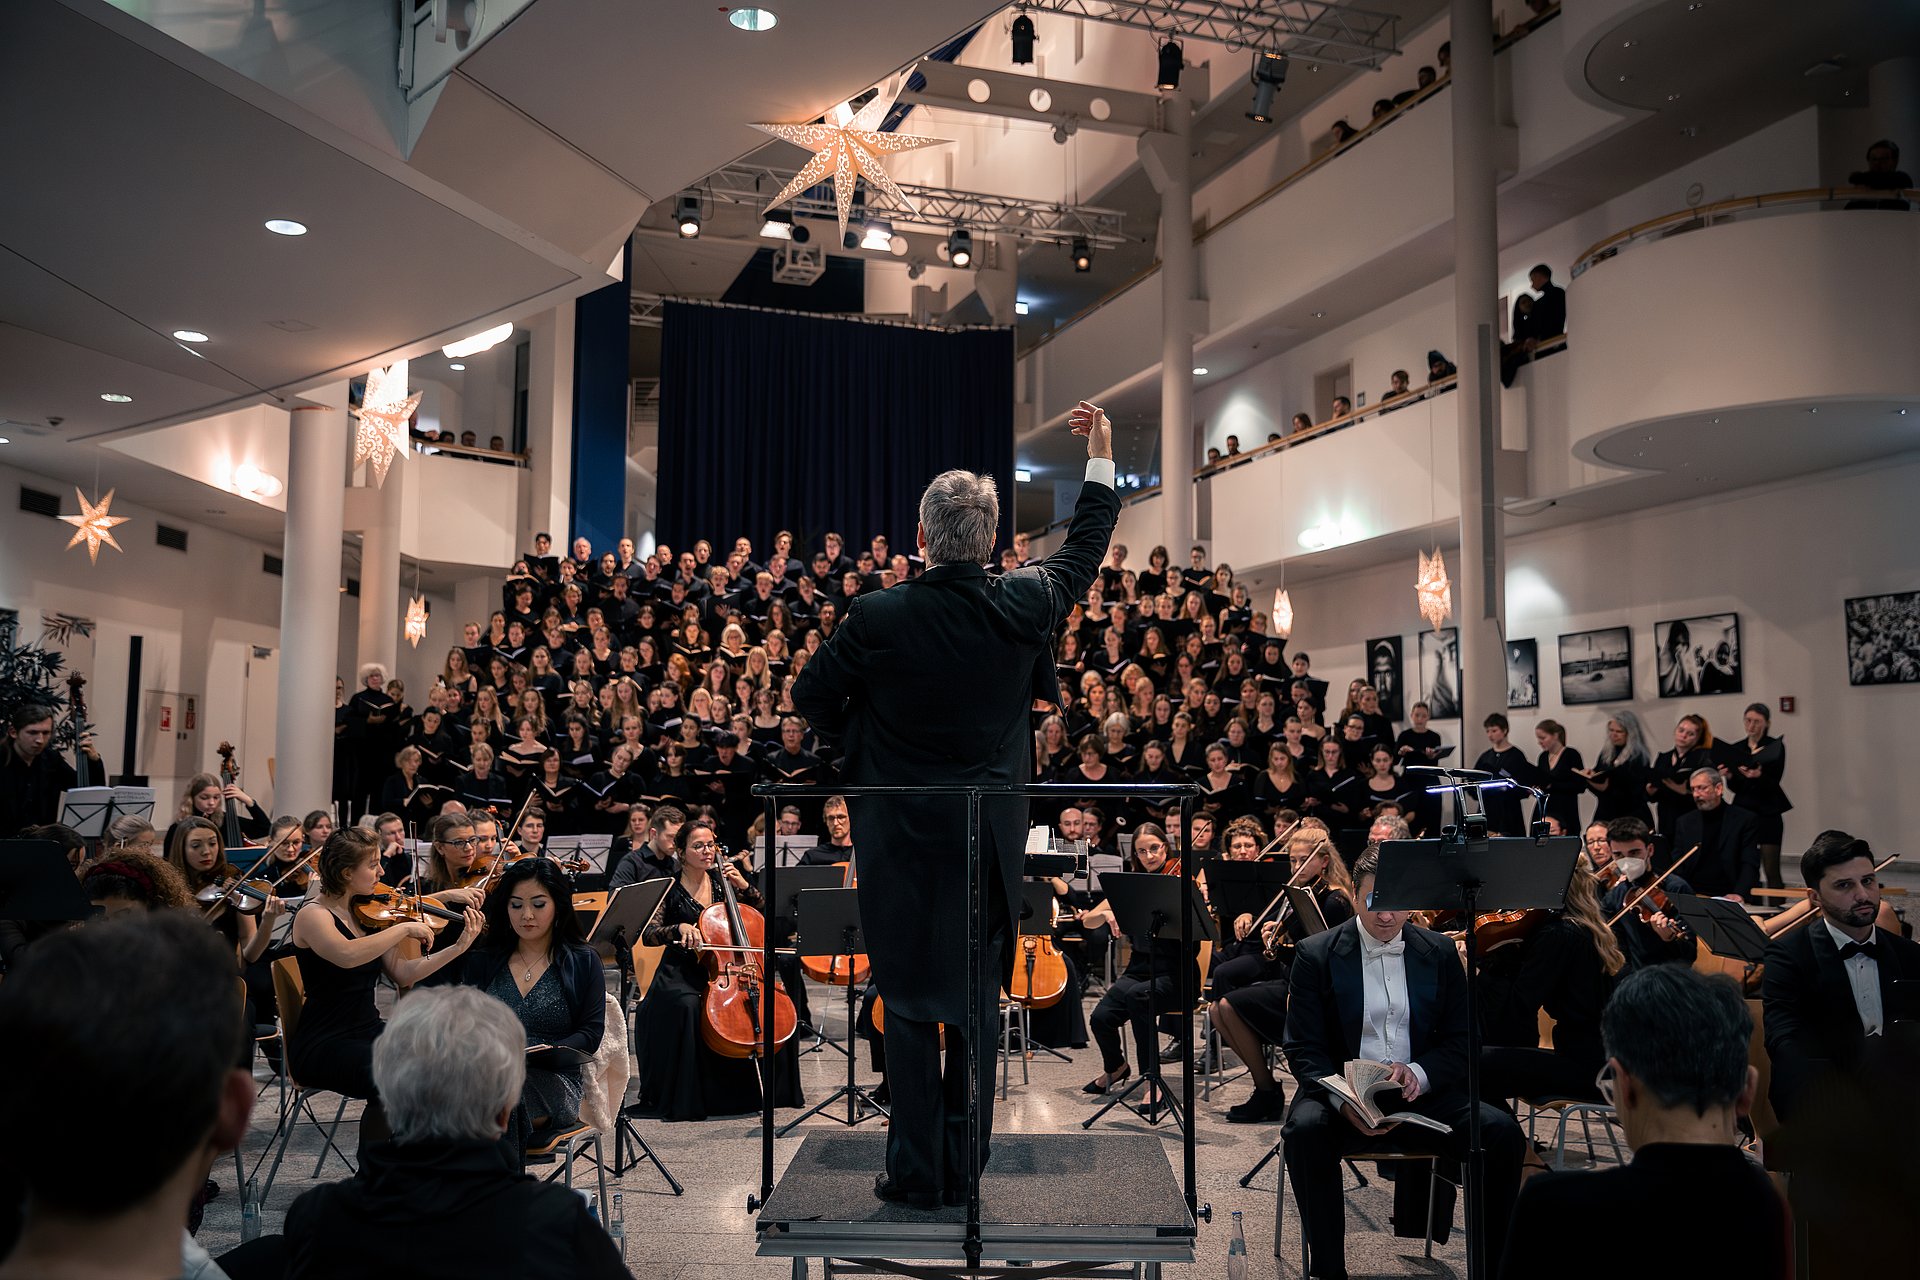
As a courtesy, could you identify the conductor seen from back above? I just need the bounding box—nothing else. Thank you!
[793,400,1119,1209]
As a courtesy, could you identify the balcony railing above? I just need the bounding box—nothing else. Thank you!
[1572,187,1917,279]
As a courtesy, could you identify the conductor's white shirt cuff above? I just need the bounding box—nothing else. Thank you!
[1085,458,1116,488]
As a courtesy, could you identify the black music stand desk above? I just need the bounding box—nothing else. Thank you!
[597,878,683,1193]
[780,886,885,1134]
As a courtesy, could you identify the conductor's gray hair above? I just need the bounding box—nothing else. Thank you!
[919,470,999,567]
[372,986,525,1145]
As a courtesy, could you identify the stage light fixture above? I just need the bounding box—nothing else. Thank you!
[1070,235,1092,272]
[1011,13,1035,64]
[674,194,702,238]
[861,218,894,252]
[948,228,973,268]
[1247,51,1289,123]
[1156,39,1183,90]
[759,209,795,240]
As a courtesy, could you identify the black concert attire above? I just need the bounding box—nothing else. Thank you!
[0,742,78,835]
[1476,916,1612,1107]
[607,840,674,889]
[1249,770,1311,820]
[283,1138,629,1280]
[380,771,441,835]
[1088,869,1203,1078]
[634,870,803,1121]
[1500,1145,1788,1280]
[1724,735,1791,845]
[1282,919,1525,1279]
[347,687,405,817]
[287,908,387,1153]
[1669,801,1761,899]
[1585,751,1652,827]
[1648,746,1712,836]
[462,942,605,1168]
[1602,872,1698,970]
[164,798,271,852]
[1471,745,1535,836]
[791,463,1117,1205]
[1214,886,1355,1039]
[1533,747,1585,832]
[1305,764,1363,853]
[1761,918,1920,1123]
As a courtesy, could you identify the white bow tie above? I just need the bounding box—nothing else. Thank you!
[1360,934,1406,959]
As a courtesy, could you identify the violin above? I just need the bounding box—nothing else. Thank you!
[800,860,871,987]
[1008,898,1069,1009]
[698,851,797,1059]
[1605,844,1701,935]
[351,883,468,932]
[198,828,312,918]
[1473,908,1549,952]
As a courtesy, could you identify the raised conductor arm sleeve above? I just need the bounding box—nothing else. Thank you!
[1029,461,1121,632]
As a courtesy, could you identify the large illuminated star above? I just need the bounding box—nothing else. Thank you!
[753,72,950,241]
[404,594,429,648]
[60,488,130,564]
[1416,547,1453,632]
[352,361,421,487]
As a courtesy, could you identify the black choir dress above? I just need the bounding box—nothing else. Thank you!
[634,871,804,1121]
[1219,886,1355,1044]
[289,909,384,1100]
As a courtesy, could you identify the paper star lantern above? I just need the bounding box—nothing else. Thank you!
[1271,588,1294,639]
[752,72,950,241]
[352,361,421,486]
[60,488,130,564]
[1416,547,1453,632]
[404,594,429,648]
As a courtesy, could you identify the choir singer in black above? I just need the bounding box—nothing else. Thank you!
[793,400,1120,1210]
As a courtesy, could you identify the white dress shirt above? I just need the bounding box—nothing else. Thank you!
[1823,919,1884,1037]
[1085,457,1116,488]
[1357,926,1430,1093]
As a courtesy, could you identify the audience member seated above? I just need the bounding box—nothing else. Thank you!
[1844,137,1912,210]
[282,985,631,1279]
[1282,846,1525,1280]
[1326,395,1353,424]
[1499,965,1787,1280]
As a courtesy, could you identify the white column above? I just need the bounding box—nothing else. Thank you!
[1141,92,1195,557]
[522,304,575,547]
[353,458,403,681]
[1450,0,1507,724]
[275,391,348,817]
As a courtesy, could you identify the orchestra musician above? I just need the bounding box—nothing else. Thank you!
[609,805,684,889]
[634,817,803,1121]
[407,812,493,987]
[790,401,1118,1210]
[287,828,483,1157]
[1213,820,1356,1124]
[1599,817,1697,970]
[1282,846,1526,1280]
[78,849,193,916]
[164,770,269,851]
[0,703,99,836]
[167,818,280,983]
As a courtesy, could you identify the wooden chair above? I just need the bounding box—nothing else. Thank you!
[256,956,359,1198]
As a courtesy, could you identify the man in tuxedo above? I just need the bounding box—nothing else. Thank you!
[1282,847,1525,1280]
[1500,965,1787,1280]
[793,400,1119,1210]
[1763,830,1920,1122]
[1670,768,1760,900]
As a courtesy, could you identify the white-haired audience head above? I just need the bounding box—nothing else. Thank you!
[373,986,526,1145]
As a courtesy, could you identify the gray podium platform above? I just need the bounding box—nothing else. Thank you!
[756,1131,1197,1277]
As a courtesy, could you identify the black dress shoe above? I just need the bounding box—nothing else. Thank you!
[1082,1064,1131,1095]
[1225,1087,1287,1124]
[874,1174,941,1210]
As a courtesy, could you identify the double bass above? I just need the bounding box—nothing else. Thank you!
[65,673,93,788]
[698,855,798,1059]
[215,741,246,848]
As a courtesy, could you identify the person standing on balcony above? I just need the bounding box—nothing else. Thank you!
[1845,139,1912,210]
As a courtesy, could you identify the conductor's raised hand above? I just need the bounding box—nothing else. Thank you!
[1068,400,1113,460]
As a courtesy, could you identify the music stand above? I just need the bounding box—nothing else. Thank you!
[0,840,93,922]
[593,878,684,1193]
[772,834,818,867]
[1081,871,1219,1133]
[1371,830,1580,1280]
[1014,881,1073,1063]
[779,887,885,1134]
[1206,861,1295,940]
[1667,894,1771,973]
[768,865,850,1056]
[1282,884,1331,940]
[56,787,116,839]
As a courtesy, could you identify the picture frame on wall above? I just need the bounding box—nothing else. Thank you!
[1655,613,1743,698]
[1419,627,1461,719]
[1506,639,1539,709]
[1845,591,1920,686]
[1558,626,1632,705]
[1366,635,1405,722]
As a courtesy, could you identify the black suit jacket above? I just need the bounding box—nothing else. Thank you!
[792,478,1119,1022]
[1762,920,1920,1122]
[1531,283,1567,338]
[1671,803,1760,898]
[1283,917,1471,1110]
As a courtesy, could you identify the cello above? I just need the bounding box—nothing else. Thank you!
[799,857,871,988]
[698,852,798,1060]
[1007,897,1070,1010]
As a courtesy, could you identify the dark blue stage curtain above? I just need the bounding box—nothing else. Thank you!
[656,301,1014,560]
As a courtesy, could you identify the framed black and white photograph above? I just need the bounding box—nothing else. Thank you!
[1418,627,1461,719]
[1656,613,1742,697]
[1558,626,1632,705]
[1845,591,1920,686]
[1366,635,1404,722]
[1506,639,1539,709]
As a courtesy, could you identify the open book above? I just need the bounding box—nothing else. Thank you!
[1318,1060,1453,1133]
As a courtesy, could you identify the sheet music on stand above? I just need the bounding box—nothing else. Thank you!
[56,785,157,839]
[773,834,818,868]
[550,834,612,873]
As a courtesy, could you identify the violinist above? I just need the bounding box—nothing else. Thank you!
[164,770,269,851]
[167,817,279,972]
[516,809,551,861]
[409,813,495,987]
[1079,824,1201,1111]
[1203,816,1281,998]
[1476,855,1625,1126]
[1599,817,1697,970]
[634,817,803,1121]
[1213,822,1357,1123]
[1583,820,1618,887]
[244,815,311,1034]
[459,859,605,1170]
[289,826,484,1160]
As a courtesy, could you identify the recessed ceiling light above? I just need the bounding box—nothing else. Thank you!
[1808,407,1818,414]
[448,362,465,371]
[1621,39,1637,48]
[728,7,777,31]
[1711,417,1720,423]
[1014,300,1031,316]
[172,329,209,343]
[1310,310,1326,319]
[100,393,132,403]
[1618,75,1631,83]
[1193,367,1210,376]
[1666,93,1681,102]
[1899,408,1909,415]
[1015,468,1033,483]
[264,219,307,236]
[0,437,10,446]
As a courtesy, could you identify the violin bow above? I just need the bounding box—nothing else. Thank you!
[198,823,305,919]
[1605,844,1700,928]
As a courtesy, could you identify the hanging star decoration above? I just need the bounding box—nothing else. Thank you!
[404,595,429,648]
[1416,547,1453,632]
[60,488,130,564]
[752,71,950,242]
[1272,588,1295,640]
[352,360,421,487]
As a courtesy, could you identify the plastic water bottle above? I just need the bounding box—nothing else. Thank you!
[240,1179,261,1243]
[609,1190,626,1258]
[1225,1209,1247,1280]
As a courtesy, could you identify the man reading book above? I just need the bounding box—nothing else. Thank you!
[1281,846,1526,1280]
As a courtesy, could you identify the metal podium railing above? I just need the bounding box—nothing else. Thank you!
[746,780,1208,1269]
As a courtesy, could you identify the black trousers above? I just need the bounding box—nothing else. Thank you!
[881,930,1004,1200]
[1089,969,1179,1075]
[1477,1046,1603,1111]
[1283,1091,1525,1279]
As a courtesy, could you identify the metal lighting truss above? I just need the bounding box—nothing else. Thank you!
[1016,0,1399,70]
